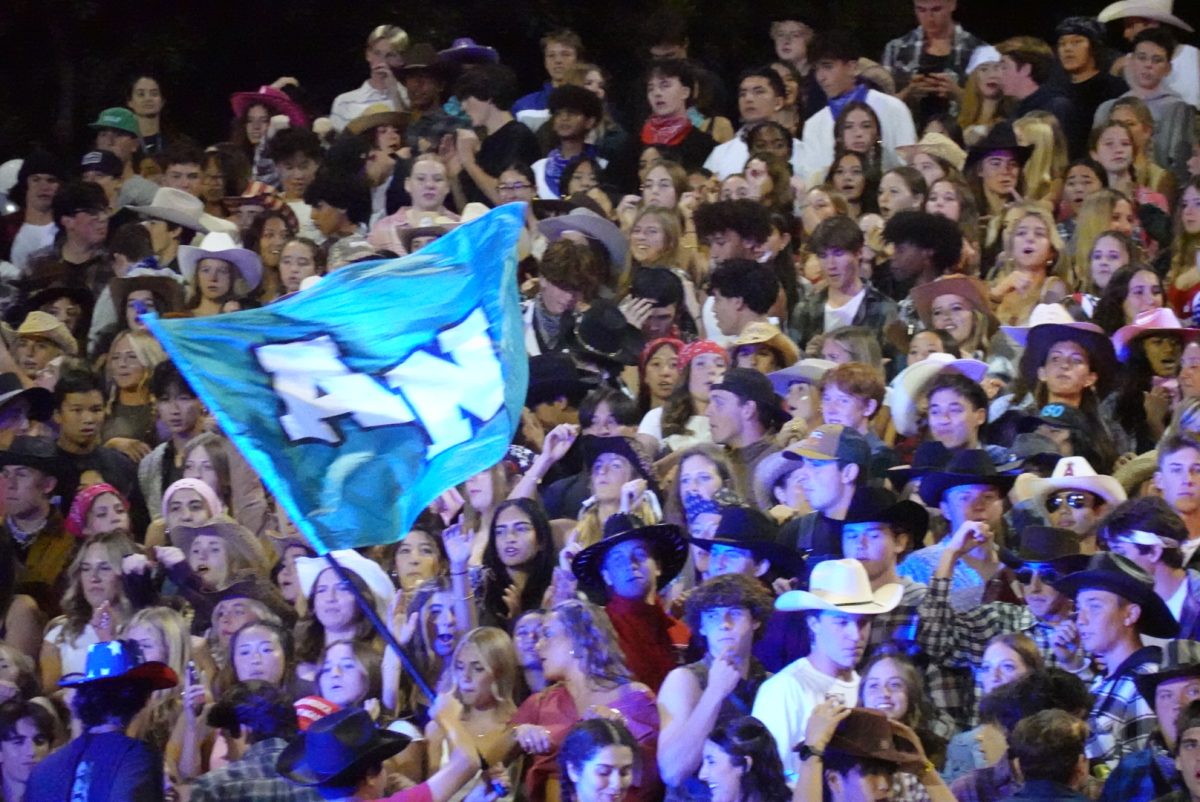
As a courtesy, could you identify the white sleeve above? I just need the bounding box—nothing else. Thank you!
[752,673,804,785]
[638,406,664,440]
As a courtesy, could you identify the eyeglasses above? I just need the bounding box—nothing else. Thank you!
[1046,492,1094,513]
[1013,565,1061,585]
[497,183,532,192]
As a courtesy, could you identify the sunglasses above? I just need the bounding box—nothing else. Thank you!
[1013,564,1061,585]
[1045,492,1094,513]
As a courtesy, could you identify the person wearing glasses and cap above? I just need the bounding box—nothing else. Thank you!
[1014,455,1128,552]
[1100,496,1200,642]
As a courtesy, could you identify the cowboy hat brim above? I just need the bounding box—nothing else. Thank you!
[60,660,178,690]
[127,204,211,233]
[767,360,836,397]
[917,470,1015,508]
[571,524,688,590]
[752,450,803,509]
[1098,0,1194,32]
[841,499,930,542]
[1113,324,1200,362]
[1022,472,1127,508]
[1052,569,1181,638]
[111,275,187,319]
[0,384,52,422]
[178,245,264,291]
[1135,660,1200,703]
[230,90,309,129]
[276,727,412,786]
[1017,323,1118,396]
[538,215,628,270]
[775,581,903,614]
[688,536,807,579]
[295,551,396,616]
[346,111,411,136]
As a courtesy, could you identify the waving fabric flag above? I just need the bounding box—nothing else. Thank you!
[145,203,528,554]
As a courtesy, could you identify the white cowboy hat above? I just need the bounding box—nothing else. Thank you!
[1014,456,1128,508]
[776,558,902,614]
[886,352,989,438]
[1098,0,1193,32]
[295,550,396,617]
[178,231,264,290]
[1000,302,1089,346]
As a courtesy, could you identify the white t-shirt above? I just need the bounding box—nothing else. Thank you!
[638,406,712,452]
[751,656,861,785]
[11,222,56,272]
[703,128,806,180]
[823,287,866,333]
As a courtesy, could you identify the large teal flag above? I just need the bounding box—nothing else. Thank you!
[145,203,528,554]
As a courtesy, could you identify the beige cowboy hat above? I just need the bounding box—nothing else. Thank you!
[776,558,902,614]
[16,310,77,356]
[730,322,801,367]
[1098,0,1193,33]
[897,132,968,172]
[128,186,236,235]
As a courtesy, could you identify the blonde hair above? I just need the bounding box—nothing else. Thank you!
[125,606,191,680]
[1169,177,1200,286]
[1001,204,1072,286]
[627,205,685,277]
[367,25,409,53]
[958,69,1004,132]
[551,600,632,686]
[461,462,510,533]
[451,627,519,712]
[106,329,167,408]
[1013,113,1066,203]
[1073,189,1134,280]
[57,532,137,641]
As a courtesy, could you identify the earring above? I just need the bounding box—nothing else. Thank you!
[569,649,576,657]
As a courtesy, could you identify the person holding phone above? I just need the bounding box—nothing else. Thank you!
[882,0,985,127]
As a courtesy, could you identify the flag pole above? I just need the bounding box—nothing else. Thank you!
[323,551,436,702]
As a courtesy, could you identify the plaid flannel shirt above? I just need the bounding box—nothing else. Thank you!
[869,576,971,731]
[881,24,986,89]
[1085,647,1162,771]
[1099,733,1177,802]
[189,738,324,802]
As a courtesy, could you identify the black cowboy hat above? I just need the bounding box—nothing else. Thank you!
[22,284,94,326]
[999,526,1091,573]
[571,518,689,590]
[571,299,644,369]
[917,448,1016,508]
[689,505,806,580]
[580,434,660,497]
[1135,640,1200,703]
[0,436,77,489]
[1052,552,1180,639]
[0,372,51,421]
[1018,323,1117,399]
[841,486,929,544]
[526,352,593,409]
[276,707,412,787]
[887,441,951,491]
[964,121,1034,171]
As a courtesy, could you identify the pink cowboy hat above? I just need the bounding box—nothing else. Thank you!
[230,85,309,129]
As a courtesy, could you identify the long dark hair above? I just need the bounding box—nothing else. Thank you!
[1113,334,1175,453]
[559,719,640,802]
[707,716,791,802]
[825,147,880,214]
[1092,264,1162,336]
[294,568,377,664]
[481,498,556,626]
[834,101,884,173]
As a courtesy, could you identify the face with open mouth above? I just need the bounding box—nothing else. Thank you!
[697,739,744,802]
[494,505,540,568]
[1142,334,1183,378]
[424,590,459,657]
[318,641,370,707]
[1010,214,1052,270]
[188,534,230,590]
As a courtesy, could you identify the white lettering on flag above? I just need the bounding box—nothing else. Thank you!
[255,307,505,455]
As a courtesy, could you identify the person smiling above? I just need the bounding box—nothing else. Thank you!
[697,717,790,802]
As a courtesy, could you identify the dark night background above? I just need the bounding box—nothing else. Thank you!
[2,0,1198,160]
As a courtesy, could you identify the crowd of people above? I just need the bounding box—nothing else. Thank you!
[4,1,1200,801]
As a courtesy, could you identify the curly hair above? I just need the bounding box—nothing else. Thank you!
[684,573,775,634]
[552,600,632,687]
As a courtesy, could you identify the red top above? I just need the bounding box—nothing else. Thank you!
[376,780,434,802]
[605,595,690,692]
[511,683,661,802]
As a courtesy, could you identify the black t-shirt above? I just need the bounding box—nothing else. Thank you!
[461,119,542,206]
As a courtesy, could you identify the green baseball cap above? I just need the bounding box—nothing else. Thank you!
[88,107,140,136]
